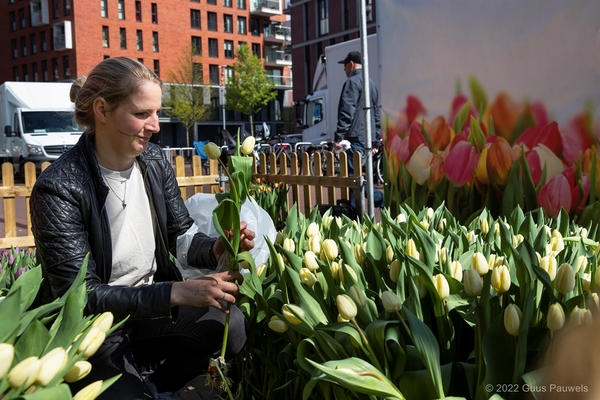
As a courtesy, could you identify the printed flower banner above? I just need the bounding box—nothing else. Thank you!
[377,0,600,229]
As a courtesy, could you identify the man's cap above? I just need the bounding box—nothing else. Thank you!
[338,51,362,64]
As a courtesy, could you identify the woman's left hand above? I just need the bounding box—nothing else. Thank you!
[212,221,255,260]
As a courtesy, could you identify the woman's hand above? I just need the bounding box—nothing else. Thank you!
[170,270,244,313]
[212,221,256,261]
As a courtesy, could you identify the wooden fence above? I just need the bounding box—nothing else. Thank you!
[0,151,364,250]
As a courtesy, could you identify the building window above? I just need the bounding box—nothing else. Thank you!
[10,12,16,31]
[238,41,246,49]
[21,37,27,57]
[13,67,19,81]
[208,12,217,31]
[191,10,200,29]
[317,0,329,36]
[120,28,127,49]
[11,39,18,59]
[364,0,373,22]
[152,32,159,52]
[19,8,26,28]
[32,62,38,81]
[251,43,260,57]
[22,65,29,82]
[136,30,143,50]
[52,57,58,80]
[223,0,231,7]
[53,0,59,19]
[102,26,109,47]
[65,0,72,16]
[30,33,37,54]
[237,16,246,35]
[151,3,158,24]
[41,31,47,52]
[42,60,48,81]
[63,55,70,78]
[191,0,199,3]
[208,38,218,57]
[251,18,259,36]
[100,0,107,17]
[153,60,160,77]
[237,0,245,9]
[118,0,125,19]
[224,14,233,33]
[135,1,142,22]
[207,0,216,4]
[209,64,218,84]
[138,58,144,64]
[224,40,233,58]
[191,36,201,55]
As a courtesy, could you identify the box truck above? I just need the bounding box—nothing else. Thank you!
[0,81,83,175]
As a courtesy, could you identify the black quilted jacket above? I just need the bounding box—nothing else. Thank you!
[31,133,216,322]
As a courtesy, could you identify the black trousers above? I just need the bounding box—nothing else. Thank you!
[69,305,248,399]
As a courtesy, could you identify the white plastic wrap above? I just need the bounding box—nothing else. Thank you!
[176,193,277,279]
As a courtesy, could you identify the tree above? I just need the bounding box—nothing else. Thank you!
[225,44,277,135]
[163,43,210,147]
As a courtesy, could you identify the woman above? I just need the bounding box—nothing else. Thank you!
[30,57,254,399]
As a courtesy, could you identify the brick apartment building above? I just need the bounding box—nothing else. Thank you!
[0,0,293,147]
[287,0,376,106]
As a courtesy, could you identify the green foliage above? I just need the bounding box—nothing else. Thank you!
[249,178,288,229]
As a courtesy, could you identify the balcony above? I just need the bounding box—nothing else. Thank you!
[30,0,49,26]
[267,73,292,89]
[263,24,291,45]
[264,46,291,66]
[53,21,73,50]
[250,0,281,17]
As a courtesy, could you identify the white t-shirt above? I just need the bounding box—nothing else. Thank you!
[100,161,156,286]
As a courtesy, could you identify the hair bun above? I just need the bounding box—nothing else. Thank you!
[69,77,87,103]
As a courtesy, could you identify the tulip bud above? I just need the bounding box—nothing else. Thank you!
[389,259,402,283]
[450,260,463,282]
[303,251,319,272]
[406,238,419,260]
[92,311,114,333]
[570,306,593,327]
[73,380,103,400]
[8,356,41,389]
[275,231,284,245]
[77,326,106,358]
[283,238,295,253]
[547,303,565,331]
[308,236,321,255]
[386,245,394,265]
[268,316,289,333]
[582,273,592,292]
[463,268,483,296]
[549,236,564,255]
[397,213,407,223]
[591,293,600,309]
[336,294,358,321]
[439,247,448,265]
[420,219,430,230]
[323,239,339,261]
[282,304,305,325]
[382,291,402,312]
[487,136,515,187]
[331,261,340,280]
[466,230,476,243]
[491,265,511,294]
[480,219,490,235]
[340,264,358,287]
[322,216,333,229]
[354,243,365,265]
[36,347,68,386]
[504,303,522,336]
[0,343,15,379]
[472,252,489,276]
[574,255,587,274]
[241,136,256,155]
[512,234,524,248]
[349,285,367,308]
[256,264,267,279]
[554,263,575,294]
[433,274,450,300]
[539,255,557,281]
[334,216,342,228]
[434,244,441,263]
[64,361,93,383]
[299,268,317,287]
[337,313,349,323]
[438,218,447,233]
[276,253,285,272]
[204,142,222,160]
[306,222,320,238]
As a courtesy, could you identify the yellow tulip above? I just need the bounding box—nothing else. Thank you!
[539,255,557,281]
[349,285,367,308]
[256,264,267,279]
[354,243,365,265]
[36,347,68,386]
[472,252,489,276]
[433,274,450,300]
[73,380,103,400]
[336,294,358,321]
[574,255,587,274]
[281,304,305,325]
[554,263,575,294]
[323,239,339,261]
[306,222,320,238]
[268,316,288,333]
[331,261,340,280]
[308,236,321,255]
[397,213,407,223]
[463,268,483,297]
[77,326,106,358]
[547,303,565,331]
[570,306,593,327]
[390,259,401,283]
[386,245,394,264]
[322,216,333,229]
[283,238,295,253]
[450,260,463,282]
[439,247,448,265]
[303,250,319,272]
[203,142,221,160]
[504,304,522,336]
[92,311,114,333]
[64,361,93,383]
[491,265,511,294]
[240,136,256,155]
[8,356,41,389]
[381,291,402,313]
[438,218,447,233]
[480,218,490,235]
[299,268,317,287]
[274,231,284,245]
[0,343,14,379]
[406,238,419,260]
[276,253,285,272]
[582,273,591,292]
[337,313,349,323]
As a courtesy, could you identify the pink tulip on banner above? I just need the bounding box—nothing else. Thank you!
[408,122,428,155]
[561,166,590,213]
[533,144,565,185]
[427,116,452,153]
[486,136,515,187]
[390,135,410,164]
[525,149,542,187]
[514,122,562,156]
[449,94,477,132]
[444,140,479,187]
[561,114,595,166]
[538,174,572,218]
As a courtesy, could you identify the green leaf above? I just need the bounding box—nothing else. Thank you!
[20,383,72,399]
[14,319,50,362]
[10,266,42,313]
[0,285,22,343]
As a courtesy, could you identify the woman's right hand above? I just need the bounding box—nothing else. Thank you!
[170,270,243,313]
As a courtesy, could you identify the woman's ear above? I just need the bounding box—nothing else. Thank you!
[93,98,108,123]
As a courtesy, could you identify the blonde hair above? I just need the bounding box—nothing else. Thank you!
[70,57,162,129]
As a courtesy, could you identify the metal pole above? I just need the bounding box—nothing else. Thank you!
[220,66,227,131]
[359,0,375,218]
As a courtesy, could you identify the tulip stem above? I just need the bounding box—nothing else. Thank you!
[351,318,383,372]
[220,304,232,359]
